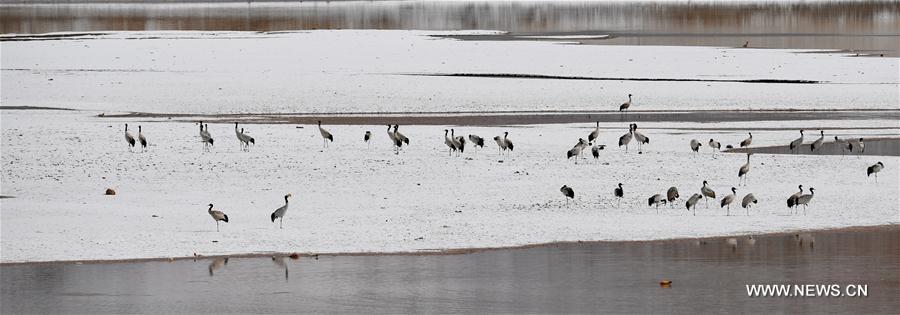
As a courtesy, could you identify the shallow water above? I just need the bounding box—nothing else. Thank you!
[1,1,898,54]
[2,227,898,314]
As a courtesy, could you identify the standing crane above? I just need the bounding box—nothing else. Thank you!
[560,185,575,207]
[200,122,214,150]
[701,180,716,208]
[138,126,147,152]
[810,130,825,153]
[708,139,721,156]
[207,203,229,232]
[795,187,815,215]
[690,139,702,157]
[686,193,702,215]
[789,130,804,154]
[648,194,666,213]
[867,161,884,182]
[618,124,633,152]
[317,121,333,148]
[720,187,737,215]
[614,183,624,207]
[741,193,758,215]
[787,185,804,214]
[124,124,136,151]
[588,121,601,142]
[619,94,633,119]
[631,124,649,151]
[468,134,485,152]
[738,153,752,186]
[666,186,679,207]
[270,193,292,229]
[740,132,753,148]
[451,129,466,155]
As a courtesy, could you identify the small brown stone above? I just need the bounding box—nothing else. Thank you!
[289,253,300,260]
[105,188,116,195]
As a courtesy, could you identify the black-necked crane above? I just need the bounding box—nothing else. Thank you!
[666,186,679,207]
[834,136,851,157]
[619,94,632,118]
[364,131,371,149]
[240,128,255,151]
[741,193,757,215]
[317,121,333,148]
[567,138,587,163]
[468,134,485,152]
[138,126,147,152]
[701,180,716,208]
[810,130,824,153]
[494,132,513,155]
[787,185,804,214]
[631,124,649,151]
[207,203,229,232]
[708,139,721,155]
[394,125,410,147]
[618,124,633,152]
[738,152,752,186]
[444,129,457,156]
[470,134,484,153]
[795,187,815,215]
[200,122,214,150]
[867,161,884,182]
[560,185,575,207]
[720,187,737,215]
[740,132,752,148]
[614,183,624,207]
[451,129,466,155]
[588,121,601,142]
[742,41,749,48]
[591,142,605,160]
[690,139,702,157]
[270,193,292,229]
[235,123,254,151]
[648,194,666,213]
[686,193,702,215]
[124,124,136,151]
[387,125,401,153]
[789,129,804,154]
[851,138,865,158]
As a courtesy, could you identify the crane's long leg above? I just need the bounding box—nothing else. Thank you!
[216,221,220,232]
[280,217,283,229]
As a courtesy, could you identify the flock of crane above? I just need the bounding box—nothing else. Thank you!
[120,96,886,232]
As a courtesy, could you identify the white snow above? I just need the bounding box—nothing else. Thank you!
[1,109,897,263]
[1,30,897,114]
[1,30,898,263]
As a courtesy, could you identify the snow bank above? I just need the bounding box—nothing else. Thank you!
[1,30,897,114]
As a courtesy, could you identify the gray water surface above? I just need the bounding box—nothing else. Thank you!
[2,227,898,314]
[1,1,898,55]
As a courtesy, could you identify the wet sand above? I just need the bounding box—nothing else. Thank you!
[2,225,898,314]
[92,109,900,126]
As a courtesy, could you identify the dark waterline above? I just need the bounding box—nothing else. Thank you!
[1,1,898,54]
[2,226,898,314]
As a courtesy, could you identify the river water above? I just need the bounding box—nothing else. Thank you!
[2,1,898,54]
[2,227,898,313]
